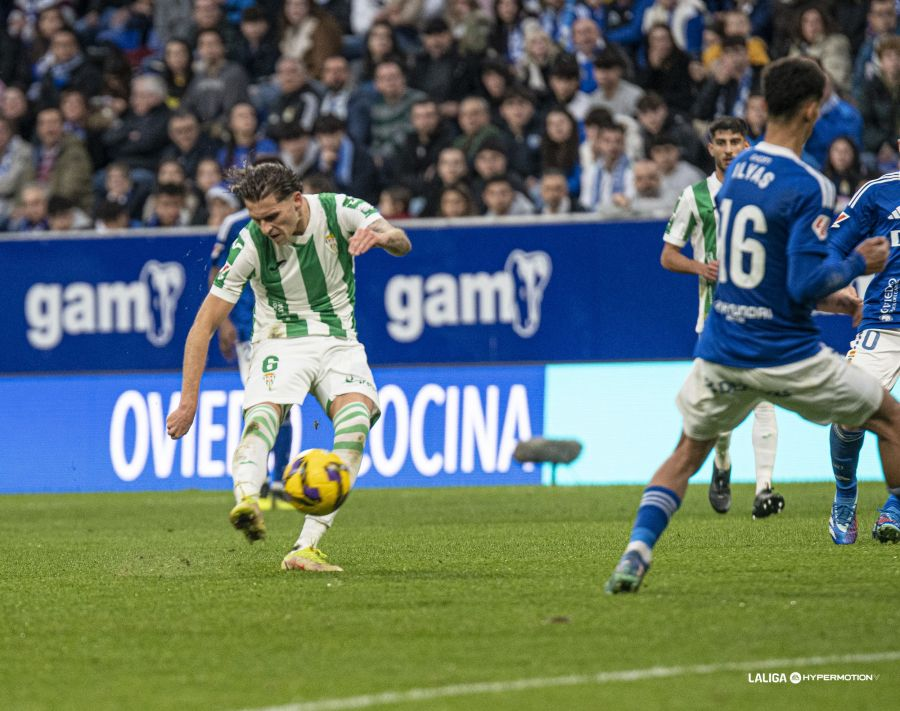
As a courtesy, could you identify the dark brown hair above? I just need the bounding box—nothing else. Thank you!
[226,163,303,203]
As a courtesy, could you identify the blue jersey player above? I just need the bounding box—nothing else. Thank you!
[826,156,900,544]
[606,57,900,594]
[210,205,294,508]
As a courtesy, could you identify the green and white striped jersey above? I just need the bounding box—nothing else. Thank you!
[210,192,380,342]
[662,173,721,333]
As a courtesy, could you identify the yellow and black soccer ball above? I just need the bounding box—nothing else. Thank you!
[281,449,351,515]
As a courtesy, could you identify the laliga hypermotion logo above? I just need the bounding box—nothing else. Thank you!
[24,260,186,350]
[505,249,552,337]
[140,260,185,346]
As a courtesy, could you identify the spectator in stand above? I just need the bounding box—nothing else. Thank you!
[423,145,471,216]
[636,23,696,118]
[33,106,92,212]
[540,107,581,197]
[443,0,492,57]
[264,56,322,138]
[102,74,171,177]
[144,38,193,111]
[194,157,224,197]
[499,86,542,184]
[99,161,150,221]
[161,110,220,181]
[91,0,156,68]
[94,198,138,232]
[9,183,49,232]
[579,120,634,211]
[47,194,91,231]
[571,17,607,94]
[470,137,530,209]
[319,55,353,121]
[395,98,456,190]
[539,168,583,215]
[181,29,250,127]
[482,174,535,217]
[648,133,704,204]
[145,182,190,228]
[589,48,644,117]
[804,72,863,170]
[277,123,318,176]
[0,116,34,230]
[313,114,379,204]
[218,102,278,171]
[152,0,193,49]
[641,0,706,59]
[852,0,897,96]
[516,22,559,102]
[301,172,337,194]
[410,18,477,121]
[743,91,766,144]
[1,86,35,143]
[279,0,343,79]
[858,35,900,168]
[546,53,592,122]
[823,135,866,213]
[367,59,427,172]
[454,95,505,163]
[635,92,708,171]
[378,185,412,219]
[787,4,852,96]
[488,0,527,64]
[188,0,241,59]
[582,104,644,166]
[352,21,406,88]
[59,88,103,170]
[438,183,476,217]
[26,4,71,68]
[142,158,200,224]
[538,0,577,51]
[477,59,515,123]
[692,35,760,122]
[234,6,279,84]
[703,10,770,70]
[620,157,673,218]
[205,183,241,228]
[32,28,103,109]
[603,0,655,60]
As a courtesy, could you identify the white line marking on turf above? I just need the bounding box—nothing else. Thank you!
[244,650,900,711]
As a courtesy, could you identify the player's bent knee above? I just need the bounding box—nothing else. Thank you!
[863,391,900,441]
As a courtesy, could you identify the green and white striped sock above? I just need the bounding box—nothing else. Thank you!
[232,404,279,502]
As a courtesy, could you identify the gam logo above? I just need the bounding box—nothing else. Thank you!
[25,260,186,349]
[384,250,552,342]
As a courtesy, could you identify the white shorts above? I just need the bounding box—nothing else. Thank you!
[677,348,884,441]
[847,329,900,390]
[243,336,380,422]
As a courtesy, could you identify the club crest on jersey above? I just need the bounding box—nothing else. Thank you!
[812,214,830,240]
[324,232,338,253]
[831,212,850,229]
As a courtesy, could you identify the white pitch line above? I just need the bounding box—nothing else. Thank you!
[243,650,900,711]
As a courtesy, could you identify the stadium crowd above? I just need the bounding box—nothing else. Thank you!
[0,0,896,232]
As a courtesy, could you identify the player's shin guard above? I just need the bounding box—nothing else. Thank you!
[751,402,777,494]
[624,486,682,565]
[830,424,864,502]
[714,431,732,471]
[232,404,278,502]
[295,401,371,550]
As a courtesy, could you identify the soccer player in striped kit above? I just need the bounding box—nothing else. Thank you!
[661,116,784,518]
[167,163,411,571]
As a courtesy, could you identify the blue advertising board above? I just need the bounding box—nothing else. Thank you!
[1,220,857,373]
[0,364,544,493]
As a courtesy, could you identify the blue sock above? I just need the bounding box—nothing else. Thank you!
[271,421,293,481]
[625,486,681,563]
[882,493,900,513]
[830,425,864,502]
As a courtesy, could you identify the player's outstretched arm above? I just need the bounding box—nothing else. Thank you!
[166,294,235,439]
[348,217,411,257]
[787,237,888,305]
[817,285,863,327]
[660,242,718,281]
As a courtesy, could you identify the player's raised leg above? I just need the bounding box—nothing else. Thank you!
[229,402,283,542]
[606,434,716,594]
[709,432,732,513]
[751,402,784,519]
[283,394,375,571]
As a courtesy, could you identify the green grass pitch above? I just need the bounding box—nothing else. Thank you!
[2,483,898,710]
